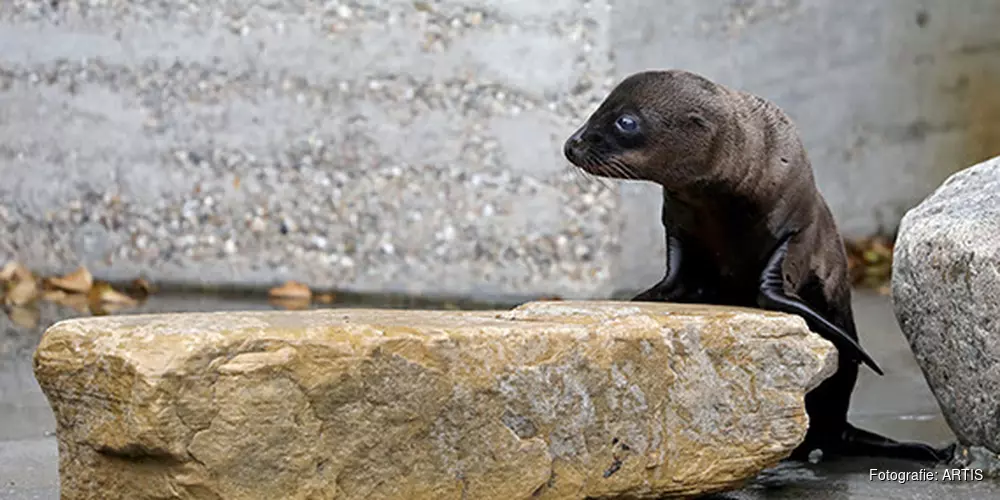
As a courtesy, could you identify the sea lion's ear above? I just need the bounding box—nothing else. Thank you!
[687,112,711,129]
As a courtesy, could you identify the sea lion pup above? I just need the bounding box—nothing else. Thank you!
[563,69,952,463]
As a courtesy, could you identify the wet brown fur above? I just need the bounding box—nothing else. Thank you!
[566,70,852,315]
[563,69,862,456]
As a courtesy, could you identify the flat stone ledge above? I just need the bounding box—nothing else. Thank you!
[33,301,836,500]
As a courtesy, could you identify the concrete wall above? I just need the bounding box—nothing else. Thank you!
[2,0,999,300]
[0,0,619,300]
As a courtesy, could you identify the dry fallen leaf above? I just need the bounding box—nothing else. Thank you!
[1,262,33,283]
[4,279,39,307]
[89,282,139,305]
[86,283,139,316]
[863,249,884,265]
[269,281,312,300]
[844,236,896,290]
[0,262,16,282]
[90,301,135,316]
[129,278,156,298]
[43,290,90,313]
[47,266,94,293]
[8,305,40,329]
[269,297,311,311]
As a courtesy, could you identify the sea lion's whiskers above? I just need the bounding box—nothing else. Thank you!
[564,161,593,190]
[603,161,626,179]
[579,151,615,190]
[608,157,640,181]
[587,145,637,181]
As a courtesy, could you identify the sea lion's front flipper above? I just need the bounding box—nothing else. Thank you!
[633,234,685,302]
[757,233,884,376]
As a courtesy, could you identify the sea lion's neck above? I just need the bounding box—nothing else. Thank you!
[663,182,769,229]
[660,164,817,267]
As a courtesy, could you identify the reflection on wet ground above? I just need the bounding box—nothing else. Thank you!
[2,289,998,499]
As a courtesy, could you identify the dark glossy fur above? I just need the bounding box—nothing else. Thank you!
[563,70,950,462]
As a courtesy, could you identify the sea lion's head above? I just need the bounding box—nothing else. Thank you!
[563,70,732,188]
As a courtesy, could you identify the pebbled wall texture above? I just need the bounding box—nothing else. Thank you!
[2,0,1000,300]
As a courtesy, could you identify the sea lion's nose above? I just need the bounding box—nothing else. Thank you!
[564,126,587,163]
[563,139,579,163]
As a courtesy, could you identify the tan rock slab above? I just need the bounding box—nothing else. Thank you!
[33,301,836,500]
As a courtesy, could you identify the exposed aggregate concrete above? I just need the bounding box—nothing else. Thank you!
[0,0,626,299]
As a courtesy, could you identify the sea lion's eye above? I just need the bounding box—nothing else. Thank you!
[615,115,639,133]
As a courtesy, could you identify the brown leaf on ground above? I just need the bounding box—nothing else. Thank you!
[315,293,336,304]
[89,283,139,306]
[87,283,140,316]
[47,266,94,293]
[129,278,156,298]
[1,262,34,284]
[90,301,136,316]
[0,263,14,283]
[8,306,40,329]
[844,236,896,290]
[864,263,892,278]
[269,281,312,300]
[4,279,39,307]
[42,290,90,314]
[269,297,311,311]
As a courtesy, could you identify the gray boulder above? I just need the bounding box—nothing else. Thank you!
[893,155,1000,455]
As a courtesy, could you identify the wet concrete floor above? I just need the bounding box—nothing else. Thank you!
[2,290,998,499]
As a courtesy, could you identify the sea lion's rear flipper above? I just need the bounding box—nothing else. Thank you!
[793,424,956,463]
[835,424,956,463]
[757,233,884,376]
[633,234,685,302]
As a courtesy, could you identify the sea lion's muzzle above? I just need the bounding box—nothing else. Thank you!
[563,125,587,165]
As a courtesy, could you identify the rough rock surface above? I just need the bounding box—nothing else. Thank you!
[893,155,1000,455]
[33,301,836,500]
